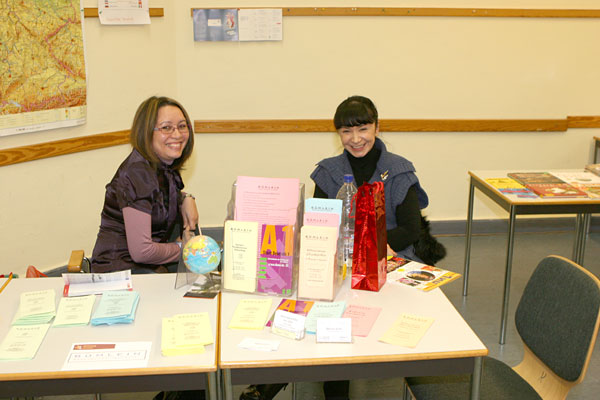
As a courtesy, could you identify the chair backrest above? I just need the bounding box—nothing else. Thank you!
[67,250,91,273]
[514,255,600,399]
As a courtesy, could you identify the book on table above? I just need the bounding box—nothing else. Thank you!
[551,171,600,198]
[386,257,461,292]
[484,177,536,198]
[507,172,588,198]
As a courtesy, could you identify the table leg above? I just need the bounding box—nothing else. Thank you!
[216,368,223,400]
[463,179,475,296]
[576,214,590,264]
[207,371,218,400]
[403,380,411,400]
[499,207,516,345]
[572,214,583,261]
[222,369,232,400]
[469,356,483,400]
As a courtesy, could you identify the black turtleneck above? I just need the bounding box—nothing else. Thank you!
[313,145,421,251]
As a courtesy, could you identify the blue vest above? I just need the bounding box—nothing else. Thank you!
[310,138,428,231]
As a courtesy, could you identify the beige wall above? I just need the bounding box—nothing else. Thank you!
[1,0,599,276]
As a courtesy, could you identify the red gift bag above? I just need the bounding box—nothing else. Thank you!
[351,182,387,292]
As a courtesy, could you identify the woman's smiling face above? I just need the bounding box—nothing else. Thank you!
[338,122,378,158]
[152,105,189,164]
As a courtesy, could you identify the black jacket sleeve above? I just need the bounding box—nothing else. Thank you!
[387,185,422,251]
[313,184,328,199]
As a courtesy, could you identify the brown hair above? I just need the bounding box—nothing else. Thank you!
[129,96,194,170]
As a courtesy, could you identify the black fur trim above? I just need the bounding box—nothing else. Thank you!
[414,215,447,266]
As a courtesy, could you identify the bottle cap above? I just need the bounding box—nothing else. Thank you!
[343,174,354,183]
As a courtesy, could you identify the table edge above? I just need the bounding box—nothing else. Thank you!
[0,364,217,382]
[219,348,489,369]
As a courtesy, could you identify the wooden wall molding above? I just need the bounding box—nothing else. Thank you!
[2,117,599,167]
[83,8,164,18]
[193,119,569,134]
[567,116,600,128]
[0,130,129,167]
[191,7,600,18]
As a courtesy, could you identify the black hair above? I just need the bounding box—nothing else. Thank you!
[333,95,379,130]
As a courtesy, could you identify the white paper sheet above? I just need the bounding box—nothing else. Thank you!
[62,342,152,370]
[98,0,151,25]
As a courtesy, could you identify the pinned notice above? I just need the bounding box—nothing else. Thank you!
[98,0,151,25]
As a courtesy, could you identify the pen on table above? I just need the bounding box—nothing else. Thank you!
[0,272,13,294]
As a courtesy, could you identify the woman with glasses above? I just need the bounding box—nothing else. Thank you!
[91,96,198,274]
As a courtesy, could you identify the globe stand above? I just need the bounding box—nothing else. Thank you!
[174,232,222,296]
[174,253,200,289]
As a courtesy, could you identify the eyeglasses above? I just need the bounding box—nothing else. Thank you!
[154,122,189,135]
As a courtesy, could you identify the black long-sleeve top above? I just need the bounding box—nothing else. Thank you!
[313,146,421,251]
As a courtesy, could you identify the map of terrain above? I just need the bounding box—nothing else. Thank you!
[0,0,86,136]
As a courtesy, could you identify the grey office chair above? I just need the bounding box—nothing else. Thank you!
[405,255,600,400]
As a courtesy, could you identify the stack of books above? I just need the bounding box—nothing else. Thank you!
[507,172,588,198]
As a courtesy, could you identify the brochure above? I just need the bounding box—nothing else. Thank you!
[62,269,133,297]
[223,220,259,293]
[305,301,346,334]
[386,257,461,292]
[90,291,139,325]
[228,298,272,330]
[297,225,338,301]
[12,289,56,325]
[266,299,314,327]
[257,224,294,296]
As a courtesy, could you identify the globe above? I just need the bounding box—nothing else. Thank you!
[182,235,221,274]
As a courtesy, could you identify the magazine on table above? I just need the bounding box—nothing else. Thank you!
[386,257,460,292]
[506,172,588,198]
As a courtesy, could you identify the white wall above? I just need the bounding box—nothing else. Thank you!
[1,0,599,276]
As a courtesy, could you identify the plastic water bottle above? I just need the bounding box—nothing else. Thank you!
[336,174,357,274]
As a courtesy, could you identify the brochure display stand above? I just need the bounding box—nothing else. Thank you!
[222,176,304,297]
[298,198,344,301]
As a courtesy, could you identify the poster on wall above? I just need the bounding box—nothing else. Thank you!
[239,9,282,41]
[0,0,87,137]
[193,9,239,42]
[192,8,283,42]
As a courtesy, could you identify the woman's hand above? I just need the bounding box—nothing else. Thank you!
[181,195,199,231]
[181,229,194,245]
[387,244,396,257]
